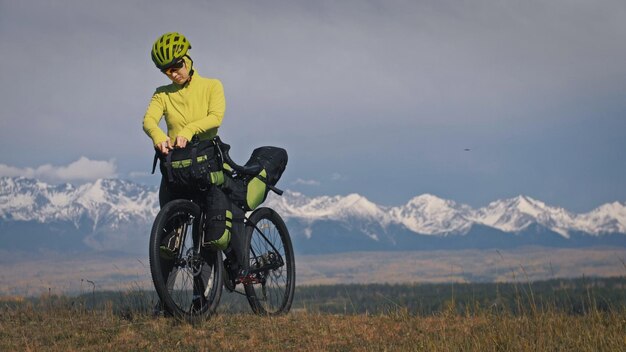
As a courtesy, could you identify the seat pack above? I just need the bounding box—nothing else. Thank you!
[223,146,288,211]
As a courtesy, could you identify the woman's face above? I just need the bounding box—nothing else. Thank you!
[163,60,190,85]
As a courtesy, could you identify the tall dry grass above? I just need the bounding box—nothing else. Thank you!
[1,293,625,352]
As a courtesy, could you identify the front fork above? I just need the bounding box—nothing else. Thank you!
[172,216,204,270]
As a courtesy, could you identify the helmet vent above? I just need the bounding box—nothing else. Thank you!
[151,32,191,69]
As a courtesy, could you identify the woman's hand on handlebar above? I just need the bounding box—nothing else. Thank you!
[155,137,172,155]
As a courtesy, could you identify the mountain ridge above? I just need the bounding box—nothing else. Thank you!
[266,190,626,237]
[1,176,625,254]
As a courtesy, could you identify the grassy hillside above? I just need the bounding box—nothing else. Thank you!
[2,278,625,351]
[1,301,624,351]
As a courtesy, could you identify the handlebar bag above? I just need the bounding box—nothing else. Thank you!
[158,138,224,189]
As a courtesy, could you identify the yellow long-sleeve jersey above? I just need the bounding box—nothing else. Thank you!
[143,73,225,146]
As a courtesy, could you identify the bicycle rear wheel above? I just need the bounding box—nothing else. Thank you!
[149,199,223,320]
[243,207,295,315]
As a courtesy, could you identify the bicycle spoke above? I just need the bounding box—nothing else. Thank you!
[245,211,293,315]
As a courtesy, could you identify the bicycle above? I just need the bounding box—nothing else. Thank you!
[148,140,296,320]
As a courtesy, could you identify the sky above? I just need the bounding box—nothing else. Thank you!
[0,0,625,212]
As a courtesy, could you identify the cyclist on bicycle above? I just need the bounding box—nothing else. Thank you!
[143,32,243,293]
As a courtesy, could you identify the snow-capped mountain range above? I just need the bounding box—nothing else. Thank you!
[268,191,626,237]
[1,176,625,254]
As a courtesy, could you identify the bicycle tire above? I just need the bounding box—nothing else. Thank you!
[149,199,223,320]
[243,207,295,315]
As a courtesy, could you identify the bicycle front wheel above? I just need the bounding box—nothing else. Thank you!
[149,199,223,320]
[243,207,295,315]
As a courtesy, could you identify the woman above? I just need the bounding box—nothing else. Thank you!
[143,32,226,206]
[143,32,243,294]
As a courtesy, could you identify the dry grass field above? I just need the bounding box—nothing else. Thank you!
[1,300,625,351]
[2,247,625,351]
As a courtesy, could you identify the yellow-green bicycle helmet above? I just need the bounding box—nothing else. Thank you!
[151,32,191,70]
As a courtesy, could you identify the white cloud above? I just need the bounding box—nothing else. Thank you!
[292,178,321,186]
[0,157,117,183]
[0,164,28,178]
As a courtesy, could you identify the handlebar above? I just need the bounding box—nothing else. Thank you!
[217,142,262,175]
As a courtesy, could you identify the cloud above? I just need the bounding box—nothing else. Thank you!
[0,157,117,183]
[292,178,321,186]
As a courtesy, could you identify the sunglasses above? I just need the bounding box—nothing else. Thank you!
[161,59,185,74]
